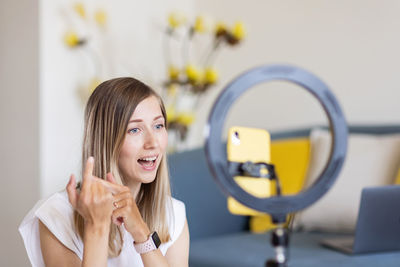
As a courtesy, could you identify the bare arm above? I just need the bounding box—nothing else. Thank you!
[39,157,114,267]
[107,174,190,267]
[132,221,190,267]
[39,219,110,267]
[39,220,81,267]
[164,219,190,267]
[109,182,171,267]
[81,222,110,267]
[114,217,189,267]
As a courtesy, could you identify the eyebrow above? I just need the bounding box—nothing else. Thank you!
[128,115,164,123]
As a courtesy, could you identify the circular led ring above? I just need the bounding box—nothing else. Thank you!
[204,64,348,215]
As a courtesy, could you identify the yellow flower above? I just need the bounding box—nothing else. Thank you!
[167,84,178,97]
[73,2,86,19]
[168,12,186,29]
[232,21,245,41]
[205,67,219,84]
[89,77,101,94]
[95,9,107,27]
[176,112,195,126]
[185,64,202,83]
[194,16,206,33]
[64,31,80,47]
[166,106,177,121]
[215,22,227,36]
[168,65,180,80]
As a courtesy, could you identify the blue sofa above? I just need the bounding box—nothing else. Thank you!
[168,125,400,267]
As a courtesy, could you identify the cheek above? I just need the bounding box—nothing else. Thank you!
[120,138,142,161]
[159,130,168,151]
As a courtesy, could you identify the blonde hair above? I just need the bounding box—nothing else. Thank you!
[74,77,172,257]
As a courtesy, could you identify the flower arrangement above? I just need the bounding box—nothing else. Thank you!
[63,2,107,100]
[61,6,245,152]
[162,12,245,151]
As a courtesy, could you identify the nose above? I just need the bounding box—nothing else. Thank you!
[144,130,159,149]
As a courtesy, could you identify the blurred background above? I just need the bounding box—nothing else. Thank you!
[1,0,400,265]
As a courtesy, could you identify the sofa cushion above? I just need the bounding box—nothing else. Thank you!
[295,129,400,232]
[168,147,248,241]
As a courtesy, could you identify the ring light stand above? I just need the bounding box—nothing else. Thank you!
[204,65,348,266]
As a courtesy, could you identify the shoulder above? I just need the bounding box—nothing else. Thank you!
[171,197,186,219]
[34,191,77,240]
[166,197,186,234]
[159,197,186,254]
[170,197,186,236]
[36,190,73,217]
[171,197,187,241]
[19,190,74,235]
[19,190,83,265]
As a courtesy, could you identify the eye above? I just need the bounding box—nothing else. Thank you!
[155,123,165,130]
[128,128,140,134]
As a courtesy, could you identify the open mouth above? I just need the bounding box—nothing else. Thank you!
[137,155,158,168]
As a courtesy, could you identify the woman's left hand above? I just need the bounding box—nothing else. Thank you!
[106,173,151,243]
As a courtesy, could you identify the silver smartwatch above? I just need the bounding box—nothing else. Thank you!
[134,231,161,254]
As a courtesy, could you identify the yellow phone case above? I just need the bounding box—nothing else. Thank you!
[227,126,273,216]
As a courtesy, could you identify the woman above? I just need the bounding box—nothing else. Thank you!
[19,77,190,266]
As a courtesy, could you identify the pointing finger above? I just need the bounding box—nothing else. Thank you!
[82,156,94,187]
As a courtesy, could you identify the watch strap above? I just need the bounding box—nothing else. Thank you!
[134,231,161,254]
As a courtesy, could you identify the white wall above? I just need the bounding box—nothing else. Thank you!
[0,0,39,266]
[40,0,195,197]
[193,0,400,142]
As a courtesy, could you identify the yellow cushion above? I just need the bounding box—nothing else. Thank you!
[395,168,400,184]
[249,137,310,233]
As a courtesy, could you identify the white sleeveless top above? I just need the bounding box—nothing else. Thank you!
[19,190,186,267]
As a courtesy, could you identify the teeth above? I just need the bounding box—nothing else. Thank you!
[140,156,157,161]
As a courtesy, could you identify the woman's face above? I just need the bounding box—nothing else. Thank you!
[118,96,168,186]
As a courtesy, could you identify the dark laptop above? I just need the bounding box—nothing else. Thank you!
[321,185,400,254]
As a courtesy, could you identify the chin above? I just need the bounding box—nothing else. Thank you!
[139,174,157,184]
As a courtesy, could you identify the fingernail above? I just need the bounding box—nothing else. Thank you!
[88,157,94,163]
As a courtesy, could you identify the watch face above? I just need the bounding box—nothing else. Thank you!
[151,231,161,248]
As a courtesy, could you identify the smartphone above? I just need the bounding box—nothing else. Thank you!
[227,126,273,215]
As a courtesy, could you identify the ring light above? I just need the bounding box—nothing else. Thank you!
[204,64,348,216]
